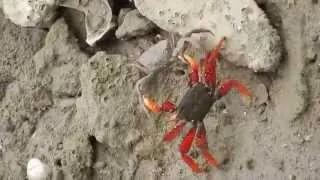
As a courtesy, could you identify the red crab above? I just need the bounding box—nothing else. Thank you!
[142,37,252,173]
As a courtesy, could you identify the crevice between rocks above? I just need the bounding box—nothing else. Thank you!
[112,0,135,15]
[255,1,288,106]
[88,135,99,178]
[58,7,97,56]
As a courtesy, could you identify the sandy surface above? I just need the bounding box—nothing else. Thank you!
[0,0,320,180]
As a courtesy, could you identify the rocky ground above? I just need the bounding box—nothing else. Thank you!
[0,0,320,180]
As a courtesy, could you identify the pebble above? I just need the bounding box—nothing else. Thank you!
[257,103,267,115]
[260,115,268,122]
[215,101,226,112]
[246,158,255,170]
[306,48,317,63]
[303,135,312,142]
[312,34,319,42]
[254,84,269,106]
[287,0,295,8]
[222,109,228,114]
[282,143,288,148]
[52,168,64,180]
[125,129,142,148]
[94,161,106,169]
[289,174,296,180]
[115,9,156,39]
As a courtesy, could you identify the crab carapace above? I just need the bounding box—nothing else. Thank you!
[142,37,252,173]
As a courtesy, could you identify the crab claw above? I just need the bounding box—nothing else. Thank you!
[143,96,161,112]
[204,37,226,87]
[218,80,253,98]
[143,96,176,113]
[178,54,200,86]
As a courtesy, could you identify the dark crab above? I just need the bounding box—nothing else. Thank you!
[142,37,252,173]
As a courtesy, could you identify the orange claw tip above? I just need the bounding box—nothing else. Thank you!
[143,96,161,113]
[181,54,199,70]
[237,84,253,98]
[239,88,253,98]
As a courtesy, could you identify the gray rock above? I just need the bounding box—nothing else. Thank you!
[134,0,282,72]
[50,64,81,98]
[134,160,157,179]
[52,168,64,180]
[117,8,132,25]
[305,47,317,63]
[137,40,170,72]
[76,52,147,164]
[116,9,156,39]
[2,0,57,27]
[254,83,268,106]
[59,0,115,46]
[33,18,88,98]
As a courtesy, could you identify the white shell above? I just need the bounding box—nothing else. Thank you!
[2,0,57,27]
[27,158,51,180]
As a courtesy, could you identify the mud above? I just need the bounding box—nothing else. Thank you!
[0,0,320,180]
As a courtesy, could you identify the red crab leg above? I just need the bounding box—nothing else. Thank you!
[218,79,252,98]
[204,37,226,87]
[179,54,200,86]
[179,127,203,173]
[143,96,176,113]
[195,123,219,166]
[163,121,187,142]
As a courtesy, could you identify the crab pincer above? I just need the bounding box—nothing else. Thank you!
[143,96,176,113]
[178,54,200,86]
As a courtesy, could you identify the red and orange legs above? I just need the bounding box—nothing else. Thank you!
[143,96,195,170]
[178,55,200,86]
[218,79,252,98]
[179,123,220,173]
[204,37,226,87]
[195,123,219,167]
[179,127,202,173]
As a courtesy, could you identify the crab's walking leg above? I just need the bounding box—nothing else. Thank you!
[163,121,187,142]
[143,96,176,113]
[218,79,252,98]
[195,123,219,167]
[179,127,203,173]
[179,55,200,86]
[204,37,226,87]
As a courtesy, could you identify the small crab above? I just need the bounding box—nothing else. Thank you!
[142,37,252,173]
